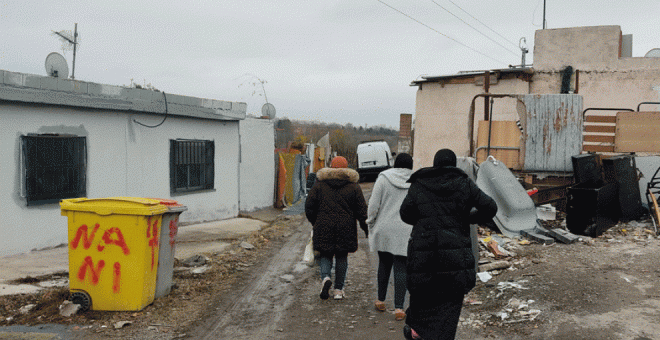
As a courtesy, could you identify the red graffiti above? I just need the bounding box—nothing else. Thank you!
[147,217,159,270]
[70,224,100,250]
[77,256,105,285]
[112,262,121,293]
[169,218,178,247]
[97,227,131,255]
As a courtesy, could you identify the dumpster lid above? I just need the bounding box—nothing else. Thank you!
[146,198,188,213]
[60,197,169,216]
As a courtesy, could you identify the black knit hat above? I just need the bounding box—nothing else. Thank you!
[394,153,413,169]
[433,149,456,167]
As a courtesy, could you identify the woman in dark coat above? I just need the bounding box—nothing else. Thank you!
[400,149,497,340]
[305,156,368,300]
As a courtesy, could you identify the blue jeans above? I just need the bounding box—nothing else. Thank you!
[318,251,348,290]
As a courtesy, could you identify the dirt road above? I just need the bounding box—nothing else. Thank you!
[185,182,660,340]
[3,182,660,339]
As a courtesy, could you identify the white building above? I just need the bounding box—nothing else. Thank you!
[0,69,274,256]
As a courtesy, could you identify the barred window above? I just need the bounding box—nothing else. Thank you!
[170,139,214,193]
[21,135,87,206]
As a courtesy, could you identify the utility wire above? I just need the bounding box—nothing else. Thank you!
[133,91,169,128]
[445,0,521,49]
[377,0,510,66]
[430,0,519,56]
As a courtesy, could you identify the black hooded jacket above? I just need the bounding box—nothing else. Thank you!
[400,166,497,296]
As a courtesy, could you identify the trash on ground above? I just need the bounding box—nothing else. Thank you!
[182,254,210,267]
[19,304,36,314]
[279,274,295,283]
[240,241,255,250]
[536,204,557,221]
[59,300,81,317]
[478,260,511,273]
[114,321,133,329]
[191,265,211,274]
[477,272,492,282]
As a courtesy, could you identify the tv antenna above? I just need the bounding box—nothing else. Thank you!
[519,38,529,67]
[51,23,79,79]
[44,52,69,78]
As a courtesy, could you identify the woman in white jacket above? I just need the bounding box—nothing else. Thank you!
[366,153,413,321]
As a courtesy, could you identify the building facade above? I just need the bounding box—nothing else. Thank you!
[411,25,660,169]
[0,70,274,256]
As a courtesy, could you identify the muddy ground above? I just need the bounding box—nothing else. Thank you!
[2,182,660,339]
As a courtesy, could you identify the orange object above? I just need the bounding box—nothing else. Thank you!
[649,189,660,227]
[331,156,348,168]
[276,154,287,208]
[486,240,506,258]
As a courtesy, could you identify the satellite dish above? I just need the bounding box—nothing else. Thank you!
[44,52,69,78]
[645,48,660,58]
[262,103,276,119]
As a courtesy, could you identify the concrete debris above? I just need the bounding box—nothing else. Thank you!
[19,304,36,314]
[536,204,557,221]
[114,321,133,329]
[279,274,295,283]
[59,300,81,317]
[181,254,210,267]
[240,241,255,250]
[479,260,511,273]
[520,230,555,245]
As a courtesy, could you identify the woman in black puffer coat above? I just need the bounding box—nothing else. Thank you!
[400,149,497,340]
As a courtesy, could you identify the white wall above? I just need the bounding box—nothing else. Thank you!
[413,78,529,169]
[239,118,275,211]
[1,103,240,256]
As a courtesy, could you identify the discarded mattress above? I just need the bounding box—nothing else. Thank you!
[476,156,539,238]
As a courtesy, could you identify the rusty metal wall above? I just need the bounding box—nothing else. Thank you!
[522,94,583,172]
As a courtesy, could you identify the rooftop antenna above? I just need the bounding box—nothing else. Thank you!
[44,52,69,78]
[543,0,547,29]
[519,37,529,67]
[51,23,79,79]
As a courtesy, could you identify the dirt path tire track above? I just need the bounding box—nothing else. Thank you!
[187,216,312,340]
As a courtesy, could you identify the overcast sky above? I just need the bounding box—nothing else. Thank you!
[2,1,659,129]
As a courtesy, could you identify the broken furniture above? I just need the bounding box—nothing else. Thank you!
[476,156,540,238]
[646,164,660,231]
[566,153,620,237]
[602,155,645,221]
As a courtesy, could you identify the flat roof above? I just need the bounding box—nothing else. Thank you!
[410,67,533,86]
[0,69,246,121]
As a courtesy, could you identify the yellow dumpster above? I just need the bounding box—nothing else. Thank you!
[60,197,168,311]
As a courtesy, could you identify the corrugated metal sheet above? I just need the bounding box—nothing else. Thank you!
[523,94,583,171]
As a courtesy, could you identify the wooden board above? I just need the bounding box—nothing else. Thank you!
[615,112,660,153]
[649,189,660,227]
[476,120,522,169]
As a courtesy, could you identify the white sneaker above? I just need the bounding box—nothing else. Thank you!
[319,277,332,300]
[333,289,345,300]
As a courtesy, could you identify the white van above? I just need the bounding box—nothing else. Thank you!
[356,140,394,180]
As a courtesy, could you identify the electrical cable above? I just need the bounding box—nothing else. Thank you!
[132,91,168,128]
[445,0,522,49]
[429,0,519,56]
[377,0,510,66]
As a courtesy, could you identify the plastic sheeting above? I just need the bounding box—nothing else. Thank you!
[278,152,310,207]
